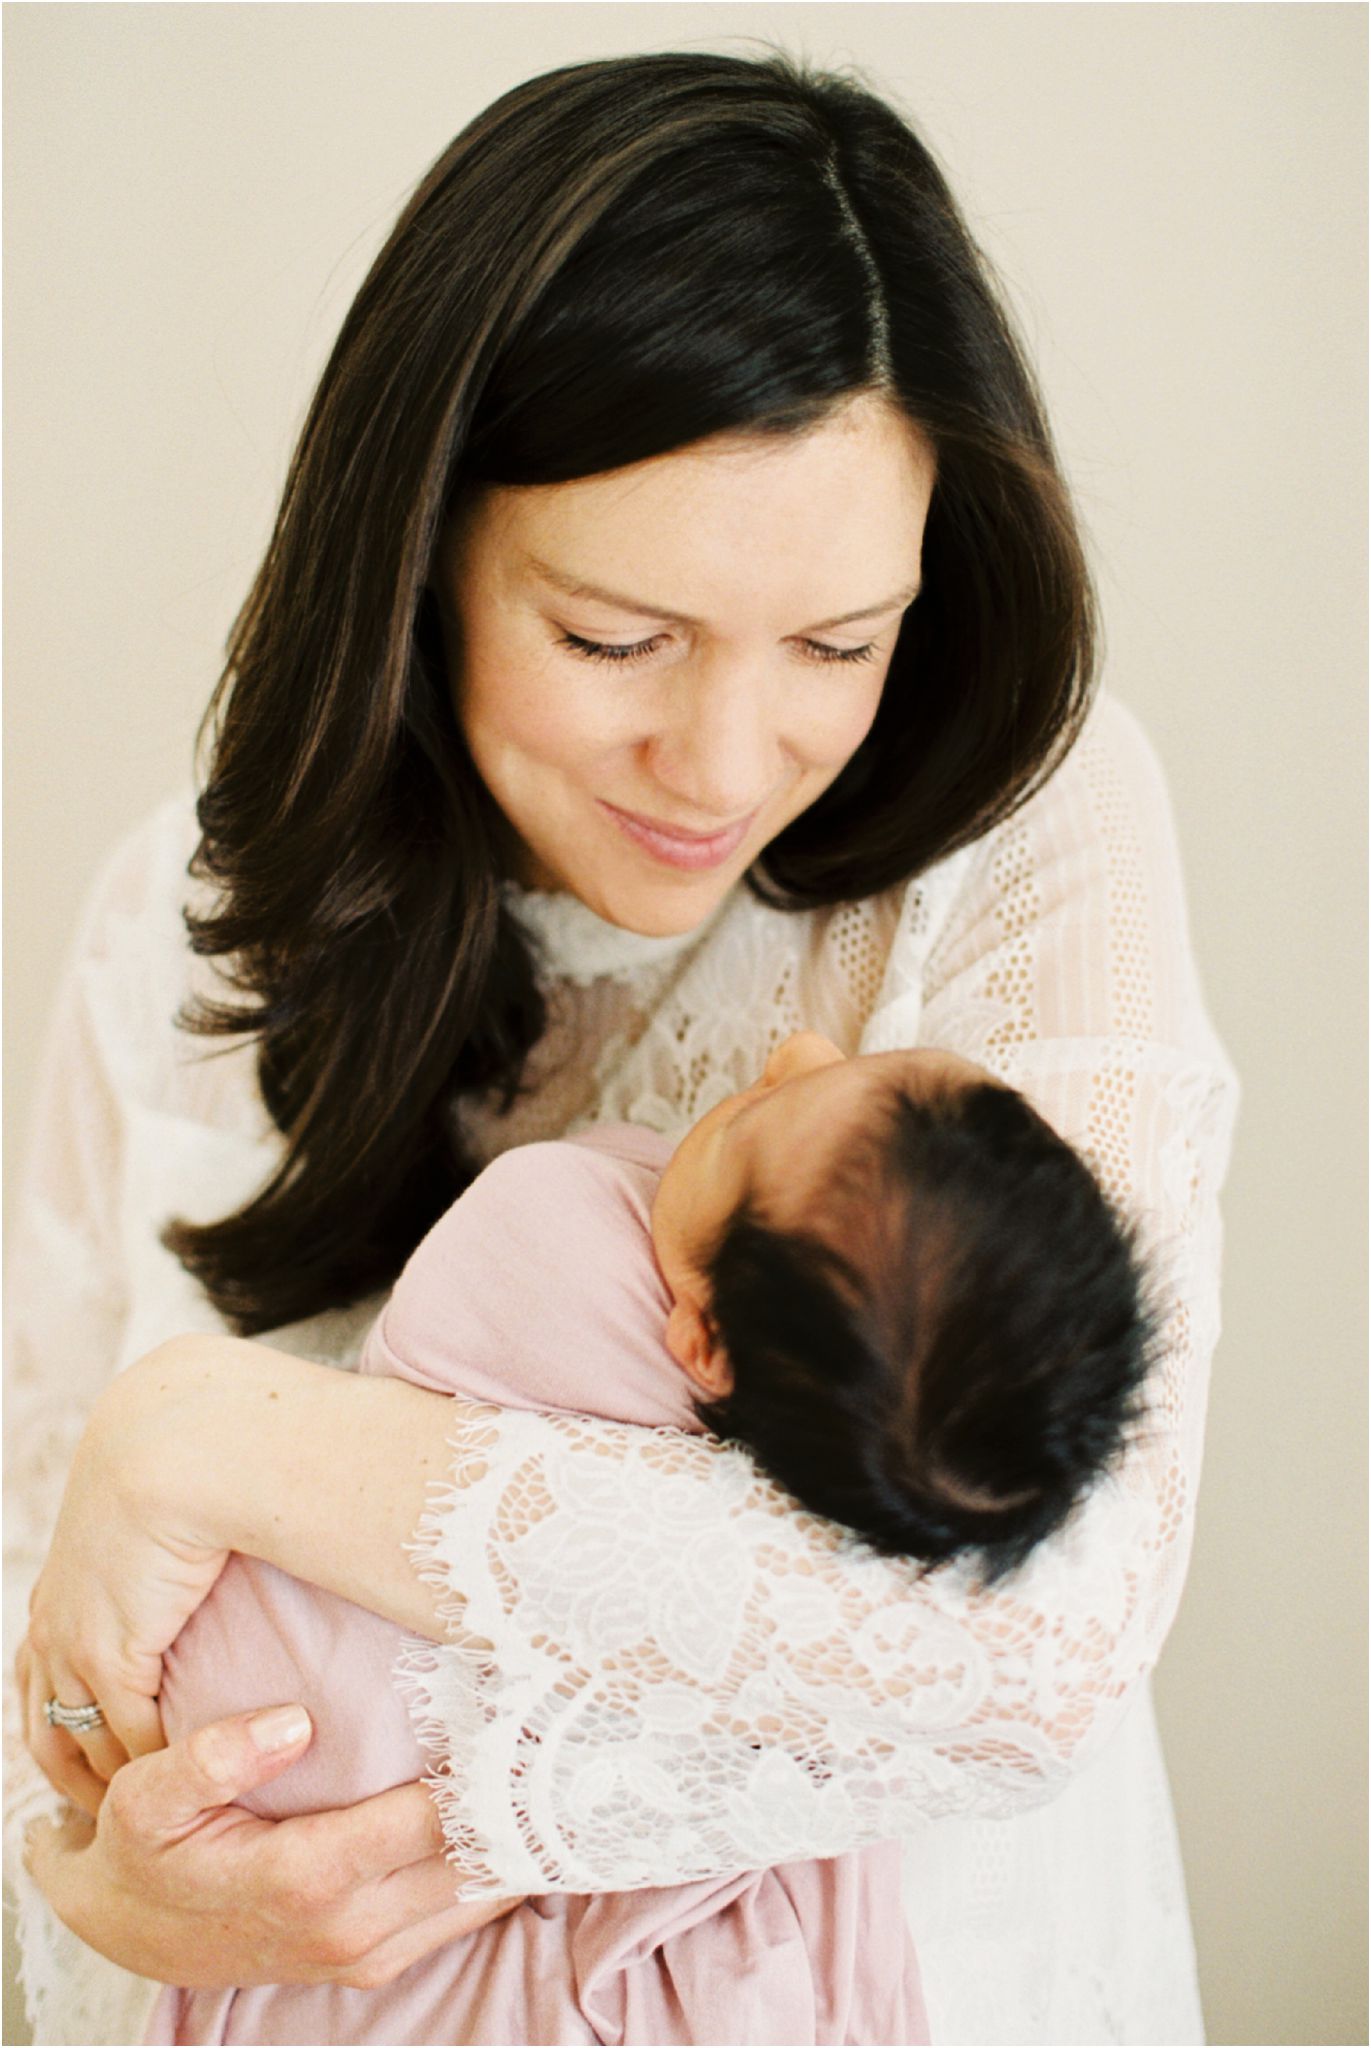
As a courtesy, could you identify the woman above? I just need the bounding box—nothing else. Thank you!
[9,49,1237,2044]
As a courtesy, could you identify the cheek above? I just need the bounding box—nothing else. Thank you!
[785,668,888,771]
[460,634,634,776]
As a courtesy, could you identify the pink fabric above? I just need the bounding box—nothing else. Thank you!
[151,1128,927,2045]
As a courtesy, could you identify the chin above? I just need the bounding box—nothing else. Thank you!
[587,868,739,938]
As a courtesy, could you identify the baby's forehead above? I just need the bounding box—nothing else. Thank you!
[745,1045,993,1208]
[797,1045,993,1120]
[875,1044,996,1092]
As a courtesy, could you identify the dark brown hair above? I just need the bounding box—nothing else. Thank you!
[165,49,1098,1334]
[696,1080,1154,1585]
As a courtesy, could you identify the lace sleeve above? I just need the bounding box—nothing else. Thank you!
[400,696,1239,1899]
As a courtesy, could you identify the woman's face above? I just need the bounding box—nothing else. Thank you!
[439,393,936,935]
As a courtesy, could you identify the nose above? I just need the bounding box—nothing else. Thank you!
[645,660,785,823]
[760,1032,847,1089]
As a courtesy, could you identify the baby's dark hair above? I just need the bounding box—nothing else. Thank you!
[694,1076,1156,1583]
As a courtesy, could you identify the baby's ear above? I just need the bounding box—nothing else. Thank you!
[665,1296,735,1399]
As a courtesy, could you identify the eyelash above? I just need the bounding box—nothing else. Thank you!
[556,631,880,668]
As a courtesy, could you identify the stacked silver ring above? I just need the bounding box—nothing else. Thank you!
[44,1696,105,1733]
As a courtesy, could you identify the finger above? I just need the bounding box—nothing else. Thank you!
[116,1707,314,1840]
[23,1629,164,1766]
[301,1777,447,1880]
[70,1721,131,1785]
[47,1660,166,1765]
[44,1660,131,1784]
[66,1760,110,1818]
[370,1847,486,1924]
[24,1805,97,1894]
[98,1684,167,1763]
[34,1746,108,1819]
[23,1654,104,1814]
[342,1891,525,1988]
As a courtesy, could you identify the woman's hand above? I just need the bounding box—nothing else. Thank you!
[21,1331,455,1810]
[19,1335,515,1987]
[21,1339,235,1801]
[23,1707,523,1989]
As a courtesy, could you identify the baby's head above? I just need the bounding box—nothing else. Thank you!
[651,1034,1154,1583]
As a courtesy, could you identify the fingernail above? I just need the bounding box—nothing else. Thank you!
[248,1705,311,1751]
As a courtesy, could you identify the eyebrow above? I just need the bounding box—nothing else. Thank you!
[524,554,921,632]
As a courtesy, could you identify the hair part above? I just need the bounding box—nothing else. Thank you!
[695,1081,1156,1583]
[165,50,1099,1335]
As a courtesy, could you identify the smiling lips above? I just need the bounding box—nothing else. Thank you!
[597,799,758,872]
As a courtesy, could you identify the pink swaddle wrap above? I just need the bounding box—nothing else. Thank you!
[150,1127,927,2045]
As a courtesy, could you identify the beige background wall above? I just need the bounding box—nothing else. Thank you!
[5,5,1365,2043]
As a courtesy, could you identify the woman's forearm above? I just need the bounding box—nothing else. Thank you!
[128,1335,455,1637]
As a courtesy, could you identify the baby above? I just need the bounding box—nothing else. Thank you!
[150,1032,1151,2046]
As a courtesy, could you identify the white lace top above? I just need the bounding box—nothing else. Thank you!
[5,692,1237,2046]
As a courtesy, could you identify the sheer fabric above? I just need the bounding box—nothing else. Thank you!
[4,693,1237,2043]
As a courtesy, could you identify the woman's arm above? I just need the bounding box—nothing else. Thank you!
[20,1344,520,1994]
[18,697,1238,1934]
[7,828,144,1827]
[6,809,516,2024]
[374,695,1240,1898]
[22,1335,466,1764]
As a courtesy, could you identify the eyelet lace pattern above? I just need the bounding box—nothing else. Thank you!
[5,694,1236,2043]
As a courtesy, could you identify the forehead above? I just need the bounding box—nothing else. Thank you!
[737,1047,988,1215]
[735,1054,898,1208]
[466,399,935,626]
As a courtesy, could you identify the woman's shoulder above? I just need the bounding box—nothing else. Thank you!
[935,688,1168,867]
[846,691,1197,1049]
[891,689,1178,928]
[69,787,208,972]
[1035,688,1177,822]
[69,788,268,1135]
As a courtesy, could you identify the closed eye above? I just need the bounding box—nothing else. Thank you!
[803,640,879,666]
[557,632,880,667]
[558,631,663,665]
